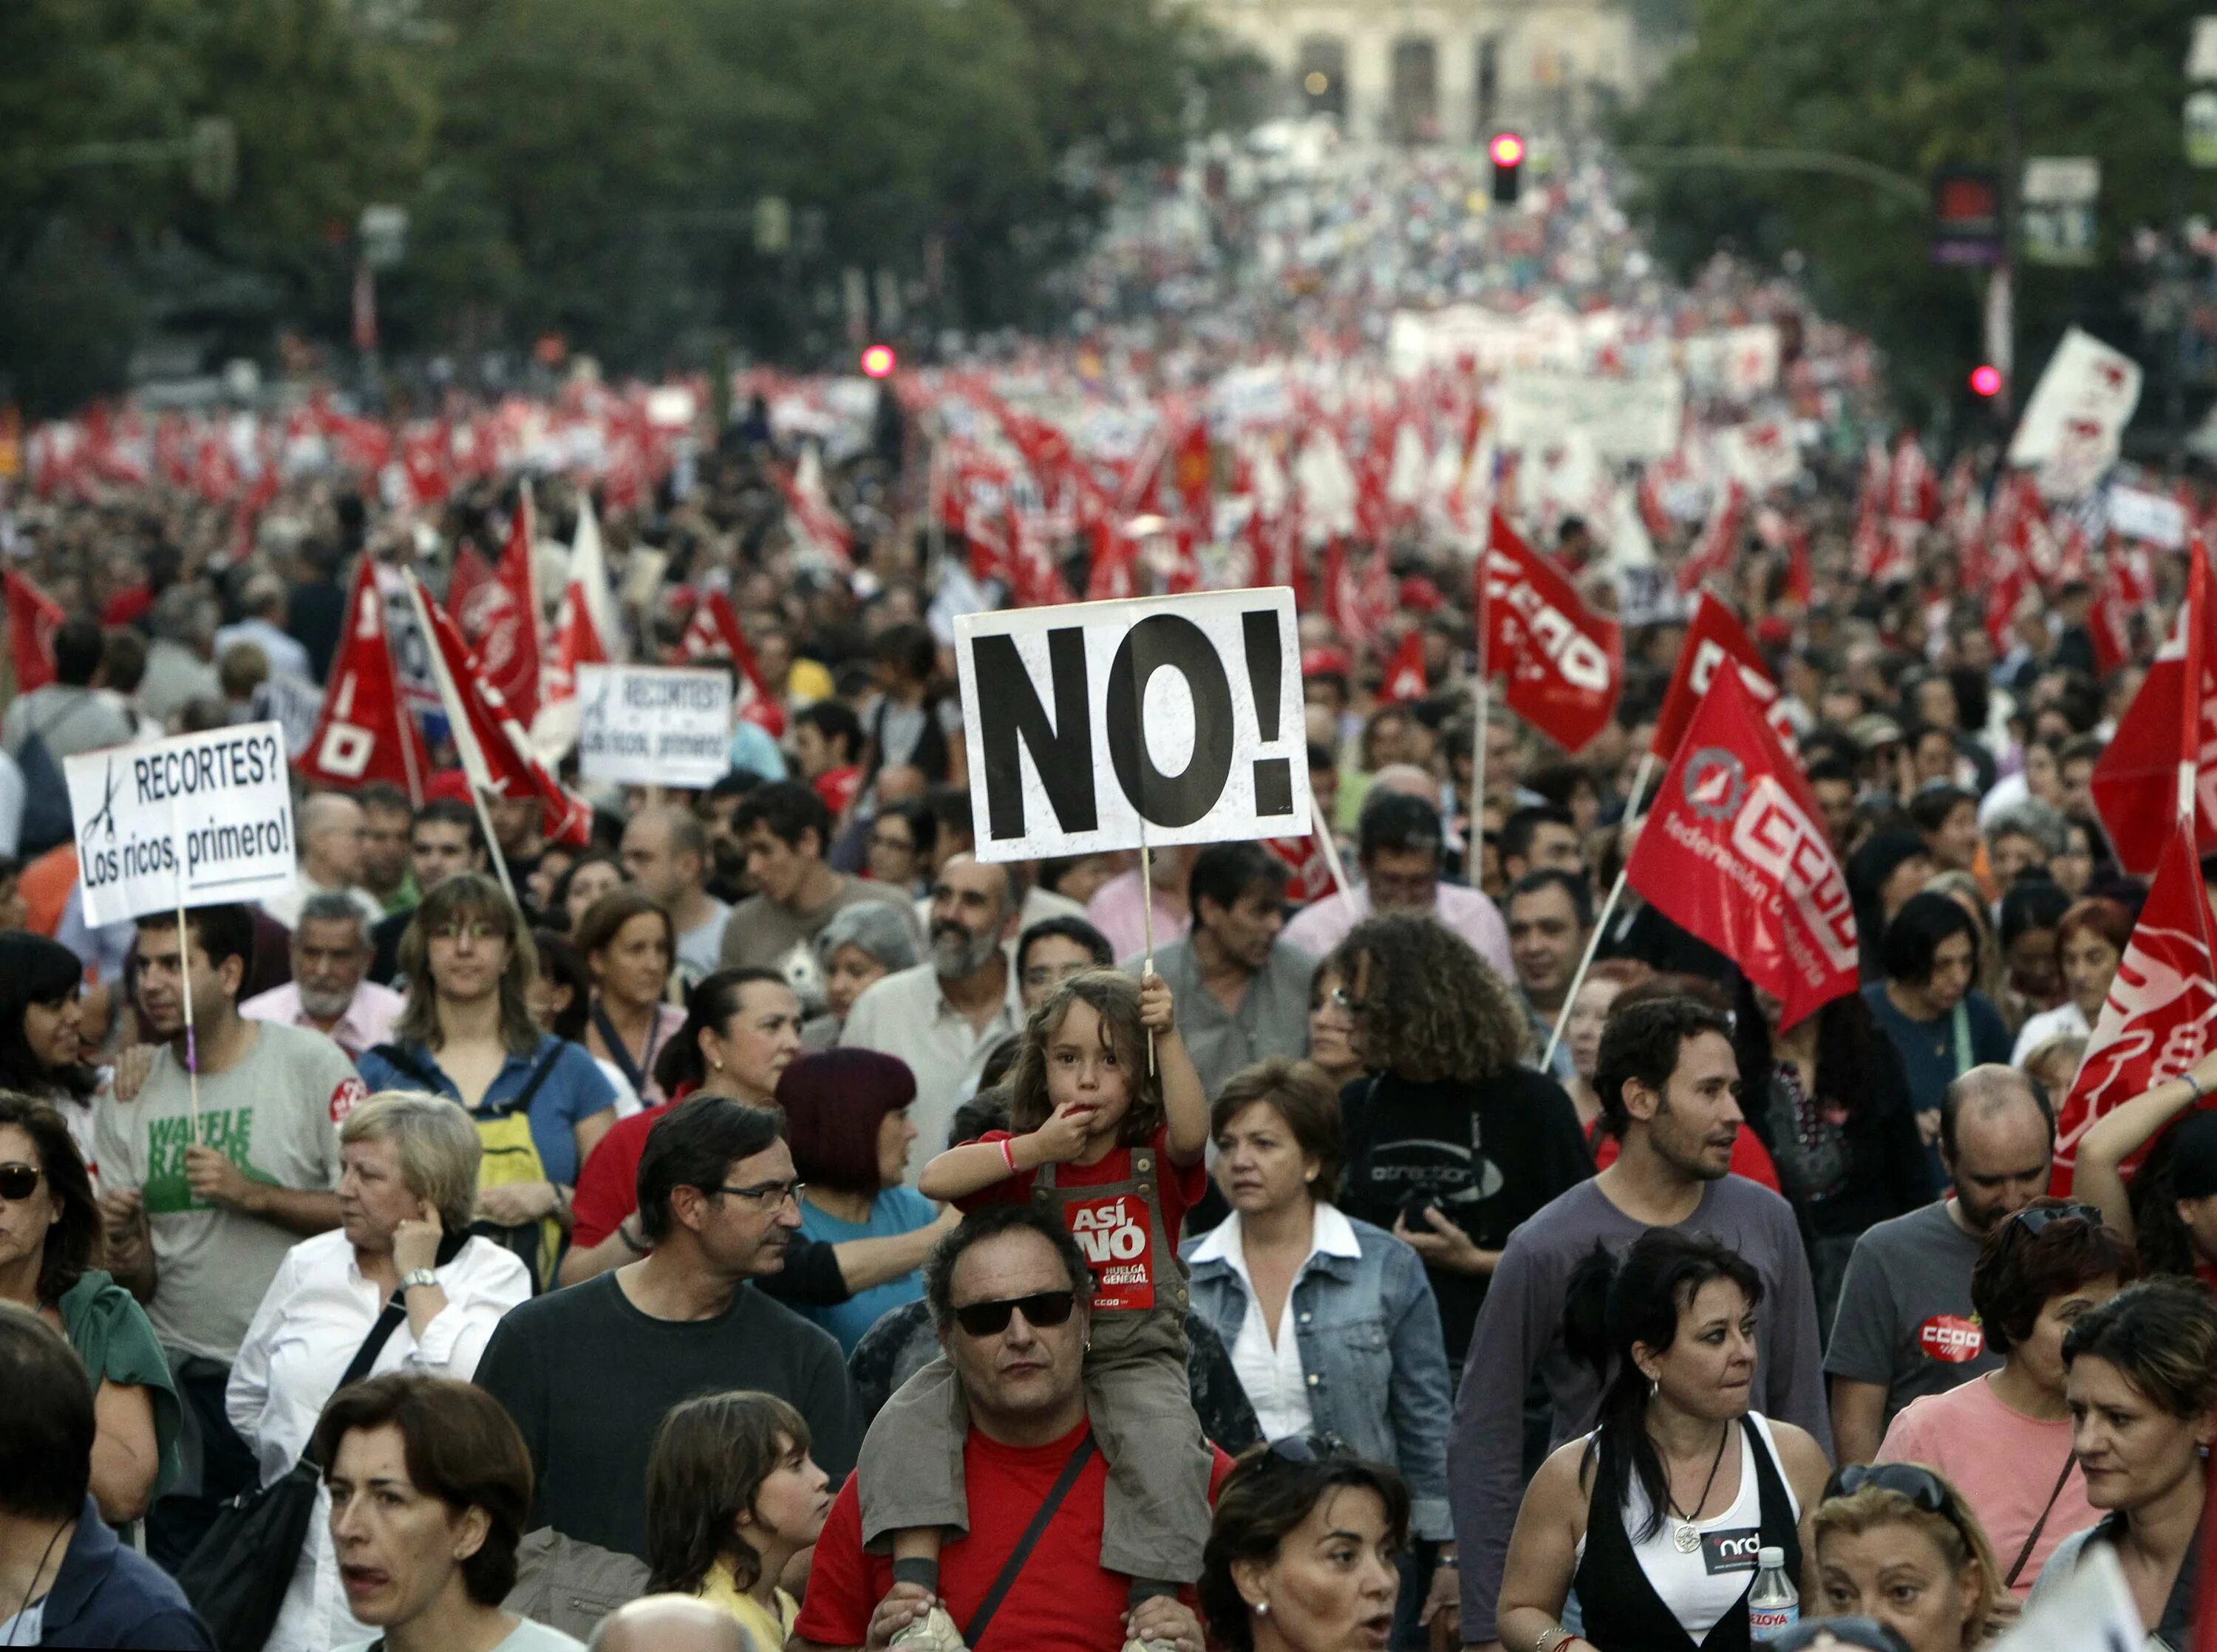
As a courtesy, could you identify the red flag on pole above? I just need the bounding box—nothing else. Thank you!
[675,590,786,737]
[299,555,429,802]
[1652,593,1799,761]
[1675,479,1747,594]
[1479,511,1622,752]
[487,495,544,728]
[3,570,64,694]
[1626,669,1859,1029]
[1379,631,1428,703]
[2091,539,2217,876]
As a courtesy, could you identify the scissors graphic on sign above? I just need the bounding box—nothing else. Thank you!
[77,758,120,857]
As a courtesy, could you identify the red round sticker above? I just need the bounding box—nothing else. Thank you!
[1917,1314,1984,1364]
[330,1076,369,1125]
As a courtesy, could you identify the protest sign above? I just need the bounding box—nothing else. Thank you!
[1986,1542,2136,1652]
[1496,371,1685,462]
[2008,327,2143,495]
[955,588,1309,861]
[67,723,298,927]
[575,663,735,789]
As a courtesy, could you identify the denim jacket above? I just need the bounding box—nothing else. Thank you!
[1182,1206,1454,1539]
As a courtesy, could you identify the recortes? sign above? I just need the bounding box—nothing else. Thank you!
[575,663,735,789]
[955,588,1311,862]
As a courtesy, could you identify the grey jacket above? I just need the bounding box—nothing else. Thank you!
[1182,1208,1454,1539]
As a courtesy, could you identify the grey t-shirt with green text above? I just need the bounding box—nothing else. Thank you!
[93,1021,361,1362]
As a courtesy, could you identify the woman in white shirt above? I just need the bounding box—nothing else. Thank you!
[228,1091,531,1652]
[1182,1058,1456,1641]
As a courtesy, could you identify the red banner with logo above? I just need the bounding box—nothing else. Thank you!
[2091,540,2217,876]
[1652,593,1797,762]
[1479,511,1621,753]
[1626,669,1859,1029]
[3,569,63,694]
[297,556,428,802]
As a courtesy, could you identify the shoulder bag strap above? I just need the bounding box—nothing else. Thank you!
[590,1001,652,1099]
[301,1297,410,1471]
[962,1434,1097,1650]
[2004,1449,2079,1588]
[1951,1000,1974,1077]
[367,1042,444,1094]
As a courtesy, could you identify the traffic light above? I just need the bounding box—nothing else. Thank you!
[1969,363,2003,398]
[860,344,897,379]
[1489,132,1525,205]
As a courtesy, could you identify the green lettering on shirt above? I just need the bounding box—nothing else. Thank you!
[143,1106,259,1214]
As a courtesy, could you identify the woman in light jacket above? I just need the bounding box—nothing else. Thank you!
[228,1091,531,1652]
[1182,1057,1455,1647]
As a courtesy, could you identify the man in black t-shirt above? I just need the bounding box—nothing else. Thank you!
[474,1098,858,1560]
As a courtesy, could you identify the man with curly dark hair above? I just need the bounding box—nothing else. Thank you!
[1325,912,1590,1372]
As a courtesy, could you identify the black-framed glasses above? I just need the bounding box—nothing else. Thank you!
[1823,1463,1957,1518]
[0,1162,42,1201]
[711,1178,806,1209]
[950,1289,1077,1338]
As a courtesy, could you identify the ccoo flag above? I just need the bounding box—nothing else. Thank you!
[1627,668,1858,1028]
[2090,538,2217,876]
[1652,593,1798,761]
[1479,511,1621,752]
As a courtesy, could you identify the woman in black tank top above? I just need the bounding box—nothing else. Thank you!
[1497,1231,1830,1652]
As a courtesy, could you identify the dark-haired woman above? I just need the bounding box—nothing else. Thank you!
[1862,892,2012,1168]
[0,1092,180,1523]
[550,847,627,935]
[1734,977,1937,1328]
[1878,1199,2135,1595]
[1327,912,1591,1370]
[0,930,102,1170]
[1496,1229,1830,1652]
[2027,1280,2217,1642]
[317,1373,584,1652]
[574,887,687,1111]
[782,1049,950,1353]
[646,1390,832,1648]
[1198,1440,1410,1652]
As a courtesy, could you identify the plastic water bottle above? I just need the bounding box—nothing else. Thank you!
[1747,1546,1799,1640]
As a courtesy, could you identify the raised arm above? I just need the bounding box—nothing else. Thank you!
[1139,973,1208,1166]
[918,1107,1089,1201]
[2075,1051,2217,1239]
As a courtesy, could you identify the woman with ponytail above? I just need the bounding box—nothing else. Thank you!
[1496,1229,1831,1652]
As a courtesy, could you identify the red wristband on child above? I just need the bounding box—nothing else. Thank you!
[999,1137,1018,1173]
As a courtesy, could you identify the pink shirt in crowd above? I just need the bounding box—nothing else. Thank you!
[1876,1373,2097,1597]
[1084,868,1191,963]
[239,980,405,1062]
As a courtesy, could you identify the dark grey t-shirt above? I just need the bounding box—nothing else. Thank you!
[1823,1200,1998,1419]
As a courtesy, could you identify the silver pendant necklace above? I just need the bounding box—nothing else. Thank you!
[1665,1424,1730,1553]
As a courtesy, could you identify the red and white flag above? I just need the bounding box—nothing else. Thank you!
[406,574,593,850]
[777,447,854,572]
[4,569,64,694]
[298,556,429,802]
[2091,540,2217,876]
[1380,631,1428,703]
[1652,593,1798,762]
[534,494,619,757]
[455,494,543,730]
[1674,479,1747,594]
[1479,511,1622,753]
[1627,668,1859,1029]
[675,589,786,737]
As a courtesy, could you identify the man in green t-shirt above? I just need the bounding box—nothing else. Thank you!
[93,902,362,1566]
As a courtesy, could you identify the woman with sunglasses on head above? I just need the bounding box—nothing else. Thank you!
[1497,1229,1830,1652]
[2026,1279,2217,1643]
[1812,1464,2010,1651]
[1198,1439,1410,1652]
[1875,1199,2135,1595]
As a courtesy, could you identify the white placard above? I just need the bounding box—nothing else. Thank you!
[955,588,1310,861]
[1496,371,1686,461]
[1987,1543,2138,1652]
[2108,482,2190,549]
[2008,327,2143,483]
[575,664,735,789]
[2192,16,2217,81]
[67,723,299,927]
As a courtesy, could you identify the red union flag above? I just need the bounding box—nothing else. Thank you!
[1627,669,1858,1028]
[2091,542,2217,876]
[675,589,786,737]
[1652,593,1797,762]
[4,569,64,693]
[2054,817,2217,1189]
[1380,630,1428,703]
[1479,511,1621,752]
[298,556,427,802]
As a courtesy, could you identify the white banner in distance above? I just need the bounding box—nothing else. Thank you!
[956,588,1310,861]
[575,664,735,789]
[67,723,299,926]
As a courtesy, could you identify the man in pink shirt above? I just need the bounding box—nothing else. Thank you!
[239,892,402,1060]
[1083,842,1196,962]
[1282,791,1512,977]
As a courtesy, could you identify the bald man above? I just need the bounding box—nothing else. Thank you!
[621,804,732,981]
[588,1595,750,1651]
[261,792,384,929]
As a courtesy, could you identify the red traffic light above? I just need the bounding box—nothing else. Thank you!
[1969,363,2003,397]
[860,344,897,379]
[1488,132,1525,168]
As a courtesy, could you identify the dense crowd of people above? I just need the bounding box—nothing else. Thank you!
[2,137,2214,1652]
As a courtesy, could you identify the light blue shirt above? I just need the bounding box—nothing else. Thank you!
[795,1186,939,1353]
[728,720,789,782]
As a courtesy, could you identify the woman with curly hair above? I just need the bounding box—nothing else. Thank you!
[1326,911,1591,1368]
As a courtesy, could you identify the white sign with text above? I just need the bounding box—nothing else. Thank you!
[575,664,735,788]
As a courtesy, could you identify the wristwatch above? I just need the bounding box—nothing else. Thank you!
[399,1268,440,1293]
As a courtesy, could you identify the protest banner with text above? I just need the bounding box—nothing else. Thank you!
[576,663,735,789]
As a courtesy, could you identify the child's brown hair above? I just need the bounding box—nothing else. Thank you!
[1004,969,1163,1146]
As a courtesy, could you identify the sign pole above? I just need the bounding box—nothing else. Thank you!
[170,795,201,1137]
[1140,822,1157,1075]
[1539,746,1659,1072]
[471,786,521,910]
[1471,556,1491,870]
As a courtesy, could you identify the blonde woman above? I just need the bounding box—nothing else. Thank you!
[1814,1465,2011,1651]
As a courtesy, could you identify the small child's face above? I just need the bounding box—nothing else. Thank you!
[1046,997,1131,1131]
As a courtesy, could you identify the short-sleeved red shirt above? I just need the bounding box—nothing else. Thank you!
[959,1127,1208,1314]
[569,1104,666,1248]
[794,1419,1231,1652]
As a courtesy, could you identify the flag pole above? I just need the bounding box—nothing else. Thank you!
[1540,745,1659,1072]
[2181,535,2207,824]
[171,796,201,1138]
[403,571,520,909]
[1140,821,1157,1076]
[1470,537,1492,872]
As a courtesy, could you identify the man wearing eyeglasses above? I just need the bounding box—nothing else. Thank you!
[474,1096,858,1563]
[798,1205,1228,1652]
[1280,791,1512,978]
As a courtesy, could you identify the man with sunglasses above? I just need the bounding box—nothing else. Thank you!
[1825,1065,2054,1467]
[474,1096,858,1562]
[797,1205,1230,1652]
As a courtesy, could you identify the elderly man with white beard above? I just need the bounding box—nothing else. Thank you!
[240,892,403,1060]
[840,853,1026,1186]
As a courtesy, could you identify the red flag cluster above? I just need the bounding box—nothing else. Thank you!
[4,570,64,693]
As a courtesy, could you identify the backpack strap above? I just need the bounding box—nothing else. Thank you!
[367,1042,444,1094]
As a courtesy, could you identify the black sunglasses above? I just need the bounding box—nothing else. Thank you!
[0,1163,42,1202]
[951,1289,1077,1338]
[2006,1203,2104,1239]
[1823,1462,1957,1518]
[1764,1619,1909,1652]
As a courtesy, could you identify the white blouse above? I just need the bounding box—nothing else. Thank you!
[226,1230,531,1652]
[1188,1204,1364,1443]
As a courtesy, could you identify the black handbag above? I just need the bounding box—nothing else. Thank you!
[175,1294,411,1652]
